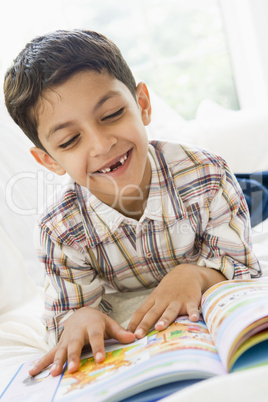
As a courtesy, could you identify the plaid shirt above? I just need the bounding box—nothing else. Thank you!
[35,141,261,345]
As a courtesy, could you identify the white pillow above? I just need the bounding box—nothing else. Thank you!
[0,225,38,314]
[146,87,189,143]
[147,95,268,173]
[186,100,268,173]
[0,95,64,285]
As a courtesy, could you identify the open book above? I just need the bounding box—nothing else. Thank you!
[2,279,268,402]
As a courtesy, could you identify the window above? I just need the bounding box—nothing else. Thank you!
[0,0,238,119]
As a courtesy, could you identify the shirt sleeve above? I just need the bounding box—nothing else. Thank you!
[196,159,261,279]
[34,223,111,347]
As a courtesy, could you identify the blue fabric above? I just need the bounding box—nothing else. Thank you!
[235,172,268,227]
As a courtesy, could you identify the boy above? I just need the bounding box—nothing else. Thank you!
[4,29,261,377]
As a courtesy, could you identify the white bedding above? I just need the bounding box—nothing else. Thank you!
[1,218,268,400]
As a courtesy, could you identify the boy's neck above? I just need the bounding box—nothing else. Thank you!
[94,157,152,221]
[118,191,149,221]
[115,158,151,221]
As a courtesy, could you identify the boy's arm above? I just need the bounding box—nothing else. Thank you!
[37,233,104,346]
[196,162,261,280]
[32,225,135,376]
[129,159,261,337]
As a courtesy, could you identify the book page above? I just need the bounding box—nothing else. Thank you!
[0,358,63,402]
[201,278,268,371]
[54,316,225,402]
[1,317,226,402]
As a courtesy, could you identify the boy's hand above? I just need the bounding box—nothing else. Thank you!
[29,307,135,377]
[127,264,226,338]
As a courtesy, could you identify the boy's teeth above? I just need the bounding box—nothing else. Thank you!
[120,154,127,164]
[99,152,128,173]
[99,167,111,173]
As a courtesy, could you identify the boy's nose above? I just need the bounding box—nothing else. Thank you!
[87,130,117,158]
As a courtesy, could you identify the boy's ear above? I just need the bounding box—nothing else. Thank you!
[30,147,66,176]
[136,82,152,126]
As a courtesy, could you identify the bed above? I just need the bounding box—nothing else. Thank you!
[1,91,268,400]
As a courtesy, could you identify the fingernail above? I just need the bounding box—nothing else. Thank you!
[50,363,58,373]
[156,320,165,328]
[30,361,39,371]
[135,328,144,338]
[191,313,199,321]
[95,352,103,362]
[68,361,76,372]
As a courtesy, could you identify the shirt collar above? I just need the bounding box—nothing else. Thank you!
[75,142,187,247]
[75,184,124,247]
[144,144,187,222]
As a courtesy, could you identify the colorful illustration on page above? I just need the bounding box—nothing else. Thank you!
[57,317,217,398]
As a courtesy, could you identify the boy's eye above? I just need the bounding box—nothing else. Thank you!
[102,107,124,121]
[59,134,80,149]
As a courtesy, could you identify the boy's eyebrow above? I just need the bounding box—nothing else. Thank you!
[93,90,121,112]
[46,121,76,140]
[46,90,122,140]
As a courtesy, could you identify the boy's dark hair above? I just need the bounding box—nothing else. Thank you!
[4,29,137,151]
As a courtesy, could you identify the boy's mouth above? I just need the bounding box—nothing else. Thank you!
[96,150,130,174]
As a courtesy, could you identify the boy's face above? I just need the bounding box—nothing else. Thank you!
[31,70,152,213]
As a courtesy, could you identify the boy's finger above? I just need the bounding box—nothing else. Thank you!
[66,338,85,373]
[105,316,135,344]
[154,302,180,331]
[49,344,68,376]
[127,298,155,333]
[87,327,107,364]
[133,304,162,339]
[186,302,200,322]
[89,318,136,364]
[28,348,56,377]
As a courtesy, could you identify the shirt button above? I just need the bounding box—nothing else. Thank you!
[146,252,153,259]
